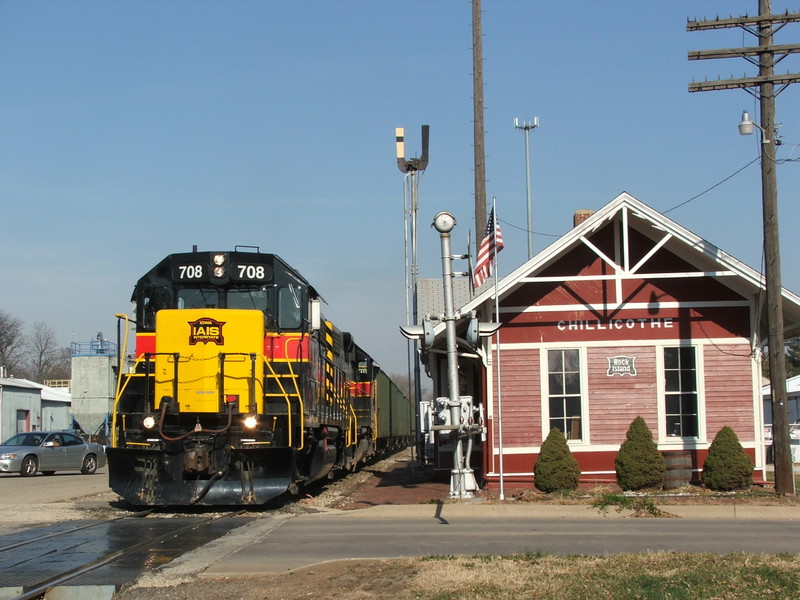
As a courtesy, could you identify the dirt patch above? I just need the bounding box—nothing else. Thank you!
[117,560,416,600]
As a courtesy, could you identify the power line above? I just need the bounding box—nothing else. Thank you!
[498,154,765,236]
[663,156,761,214]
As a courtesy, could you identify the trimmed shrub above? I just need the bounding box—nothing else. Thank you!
[615,416,665,491]
[702,426,753,491]
[534,428,581,493]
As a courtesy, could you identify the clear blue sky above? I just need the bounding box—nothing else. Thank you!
[1,1,798,377]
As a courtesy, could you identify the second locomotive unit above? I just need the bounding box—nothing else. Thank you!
[108,247,412,505]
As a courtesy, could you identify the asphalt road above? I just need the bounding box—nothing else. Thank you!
[0,467,111,504]
[196,503,800,577]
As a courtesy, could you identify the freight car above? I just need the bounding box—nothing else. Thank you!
[107,247,412,506]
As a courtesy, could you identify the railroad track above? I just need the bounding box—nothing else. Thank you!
[0,509,251,600]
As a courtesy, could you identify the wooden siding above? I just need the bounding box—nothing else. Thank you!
[491,348,540,447]
[586,345,659,445]
[703,342,757,441]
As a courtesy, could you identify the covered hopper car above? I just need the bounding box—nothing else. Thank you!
[107,247,412,505]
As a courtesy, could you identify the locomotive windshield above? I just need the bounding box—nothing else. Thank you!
[178,288,220,309]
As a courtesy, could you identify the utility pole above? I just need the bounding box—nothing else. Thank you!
[472,0,486,255]
[688,2,800,495]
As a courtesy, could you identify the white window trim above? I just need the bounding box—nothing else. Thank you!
[656,343,707,445]
[540,346,590,445]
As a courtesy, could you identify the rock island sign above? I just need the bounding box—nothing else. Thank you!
[607,355,637,377]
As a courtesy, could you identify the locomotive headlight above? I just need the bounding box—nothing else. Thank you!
[212,254,227,278]
[142,415,157,430]
[243,415,258,430]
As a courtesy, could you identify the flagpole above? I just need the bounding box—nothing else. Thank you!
[491,197,505,500]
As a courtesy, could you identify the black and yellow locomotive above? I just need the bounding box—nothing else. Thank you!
[108,247,412,505]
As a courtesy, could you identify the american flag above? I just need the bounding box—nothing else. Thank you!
[473,208,504,289]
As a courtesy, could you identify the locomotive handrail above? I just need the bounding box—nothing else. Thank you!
[347,402,358,447]
[264,354,304,451]
[111,313,133,447]
[282,337,306,450]
[137,352,187,412]
[111,352,175,446]
[110,356,149,446]
[217,352,261,414]
[373,377,380,442]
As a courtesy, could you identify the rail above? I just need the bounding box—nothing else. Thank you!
[0,510,154,554]
[4,510,245,600]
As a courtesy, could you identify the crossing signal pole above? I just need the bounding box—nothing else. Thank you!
[688,2,800,495]
[397,125,430,465]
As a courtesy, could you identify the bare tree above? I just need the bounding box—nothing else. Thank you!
[0,310,25,376]
[50,346,72,381]
[389,372,433,404]
[25,321,69,383]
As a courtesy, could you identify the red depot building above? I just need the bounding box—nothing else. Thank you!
[422,193,800,488]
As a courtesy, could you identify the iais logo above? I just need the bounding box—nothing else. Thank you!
[187,317,226,345]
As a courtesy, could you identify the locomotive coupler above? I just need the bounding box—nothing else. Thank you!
[184,445,211,473]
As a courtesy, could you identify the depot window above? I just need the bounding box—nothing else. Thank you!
[664,346,699,438]
[547,348,583,441]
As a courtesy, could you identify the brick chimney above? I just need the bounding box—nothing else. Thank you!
[573,209,595,227]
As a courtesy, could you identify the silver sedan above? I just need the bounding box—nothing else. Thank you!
[0,431,107,476]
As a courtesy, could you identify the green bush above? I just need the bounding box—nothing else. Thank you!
[534,428,581,493]
[614,416,665,491]
[702,426,753,491]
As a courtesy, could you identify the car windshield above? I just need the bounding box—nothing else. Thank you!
[2,433,45,447]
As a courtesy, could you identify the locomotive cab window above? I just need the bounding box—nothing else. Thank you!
[139,285,172,330]
[178,288,220,309]
[227,287,273,311]
[278,285,304,330]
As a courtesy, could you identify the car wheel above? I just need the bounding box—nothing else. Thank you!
[21,455,37,477]
[81,454,97,474]
[42,471,56,476]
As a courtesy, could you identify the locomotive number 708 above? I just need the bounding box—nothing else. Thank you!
[177,265,204,279]
[237,265,266,279]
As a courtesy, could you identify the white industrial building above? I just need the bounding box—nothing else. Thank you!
[0,378,71,441]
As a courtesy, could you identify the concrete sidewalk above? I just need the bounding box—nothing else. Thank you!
[343,502,800,520]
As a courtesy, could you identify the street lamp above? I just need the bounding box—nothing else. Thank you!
[514,117,539,260]
[738,110,770,143]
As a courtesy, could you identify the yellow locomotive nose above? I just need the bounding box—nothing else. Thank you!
[155,309,265,414]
